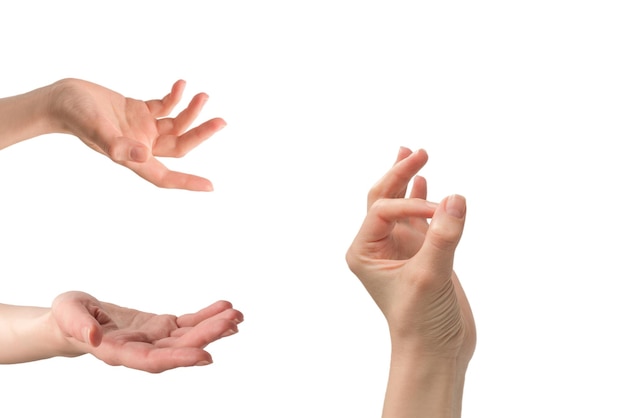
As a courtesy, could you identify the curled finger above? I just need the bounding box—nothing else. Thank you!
[367,148,428,209]
[145,79,186,118]
[358,198,438,243]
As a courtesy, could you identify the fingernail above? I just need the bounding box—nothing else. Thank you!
[82,327,91,345]
[445,194,466,218]
[195,360,212,366]
[220,328,238,338]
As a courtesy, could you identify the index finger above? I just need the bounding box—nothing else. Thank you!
[357,198,437,244]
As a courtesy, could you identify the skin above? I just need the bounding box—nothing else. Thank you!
[0,78,225,191]
[346,147,476,418]
[0,79,242,373]
[0,294,243,373]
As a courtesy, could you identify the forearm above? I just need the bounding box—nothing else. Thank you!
[0,304,82,364]
[0,84,56,150]
[382,343,468,418]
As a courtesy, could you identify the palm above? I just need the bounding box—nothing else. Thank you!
[52,292,243,373]
[451,272,477,364]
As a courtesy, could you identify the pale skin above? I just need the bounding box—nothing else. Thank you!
[0,79,242,373]
[0,294,243,373]
[3,78,474,412]
[346,147,476,418]
[0,77,225,191]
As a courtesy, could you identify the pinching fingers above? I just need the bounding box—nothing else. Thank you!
[359,198,438,243]
[410,194,466,279]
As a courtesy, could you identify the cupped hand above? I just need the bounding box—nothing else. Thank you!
[51,291,243,373]
[346,147,475,362]
[49,78,225,191]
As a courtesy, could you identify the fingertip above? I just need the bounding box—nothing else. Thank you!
[410,175,428,199]
[201,182,214,192]
[195,354,213,367]
[170,80,186,100]
[213,117,227,131]
[396,146,413,162]
[426,194,466,251]
[444,194,466,219]
[83,324,102,347]
[414,148,428,161]
[220,325,239,339]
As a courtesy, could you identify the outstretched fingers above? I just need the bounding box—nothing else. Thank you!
[153,117,226,158]
[177,300,243,328]
[156,92,209,136]
[149,303,243,350]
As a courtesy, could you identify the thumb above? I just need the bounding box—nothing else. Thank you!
[411,194,467,280]
[101,136,149,163]
[53,292,104,347]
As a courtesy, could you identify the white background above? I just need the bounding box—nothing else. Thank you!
[1,1,625,417]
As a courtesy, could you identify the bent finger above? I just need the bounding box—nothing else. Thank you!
[177,300,243,328]
[167,318,240,349]
[100,343,213,373]
[157,93,209,136]
[409,175,427,200]
[145,79,186,118]
[153,117,226,158]
[367,148,428,209]
[357,198,438,244]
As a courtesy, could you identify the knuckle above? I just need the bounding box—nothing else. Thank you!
[427,221,459,251]
[368,198,388,214]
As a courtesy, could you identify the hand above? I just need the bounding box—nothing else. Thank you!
[48,78,225,191]
[51,291,243,373]
[346,147,475,362]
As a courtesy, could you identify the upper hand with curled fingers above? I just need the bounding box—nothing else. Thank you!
[49,78,225,191]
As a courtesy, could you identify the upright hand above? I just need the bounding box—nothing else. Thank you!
[51,291,243,373]
[346,147,475,417]
[346,146,475,362]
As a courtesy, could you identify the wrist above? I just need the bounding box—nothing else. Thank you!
[42,309,87,359]
[382,342,469,418]
[0,83,58,149]
[0,305,84,364]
